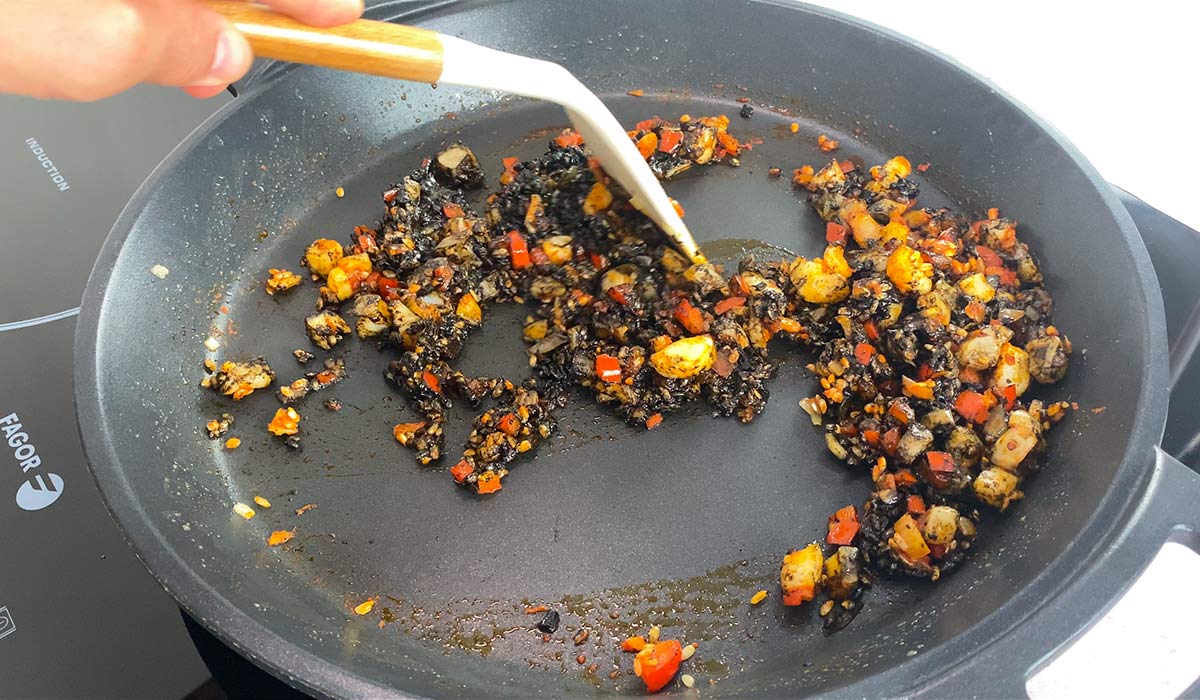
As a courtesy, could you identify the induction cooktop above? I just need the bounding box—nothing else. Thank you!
[2,78,1198,700]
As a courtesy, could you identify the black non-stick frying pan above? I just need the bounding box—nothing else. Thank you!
[75,1,1200,697]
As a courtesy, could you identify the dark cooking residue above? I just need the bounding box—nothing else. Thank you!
[205,108,1075,667]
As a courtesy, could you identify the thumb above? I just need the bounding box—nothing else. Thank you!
[0,0,252,102]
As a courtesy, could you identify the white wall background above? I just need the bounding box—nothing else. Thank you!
[805,0,1200,233]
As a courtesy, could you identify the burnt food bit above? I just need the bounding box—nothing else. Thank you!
[200,358,275,400]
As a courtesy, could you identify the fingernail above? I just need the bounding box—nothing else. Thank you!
[192,29,248,87]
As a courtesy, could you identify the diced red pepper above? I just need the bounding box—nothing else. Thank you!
[501,156,519,183]
[450,460,473,484]
[975,245,1003,269]
[894,469,918,488]
[496,412,520,436]
[555,130,584,147]
[854,342,875,366]
[634,639,683,693]
[954,391,991,423]
[864,319,880,342]
[826,221,848,245]
[476,471,502,494]
[926,451,956,473]
[595,354,622,382]
[658,129,683,153]
[422,369,441,394]
[673,299,708,334]
[839,160,855,173]
[917,363,933,381]
[907,494,927,515]
[826,505,860,545]
[589,252,606,269]
[645,413,663,430]
[442,202,464,218]
[715,296,746,315]
[1003,384,1017,410]
[507,230,531,269]
[862,429,880,446]
[634,117,662,132]
[928,543,948,559]
[377,275,401,301]
[607,287,630,305]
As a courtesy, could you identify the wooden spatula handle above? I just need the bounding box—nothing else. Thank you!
[205,1,444,82]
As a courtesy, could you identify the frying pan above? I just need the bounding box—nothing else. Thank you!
[75,1,1200,697]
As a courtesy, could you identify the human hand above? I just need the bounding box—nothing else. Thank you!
[0,0,363,101]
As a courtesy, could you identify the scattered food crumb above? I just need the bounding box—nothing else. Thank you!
[150,264,170,279]
[353,598,377,615]
[295,503,317,516]
[265,268,302,295]
[1091,406,1106,414]
[609,610,620,620]
[681,643,696,661]
[254,495,271,508]
[682,674,696,689]
[575,654,587,665]
[293,349,315,364]
[767,167,782,178]
[609,670,621,680]
[739,103,754,119]
[233,503,255,519]
[736,96,750,103]
[627,89,644,97]
[203,358,216,372]
[335,186,345,198]
[206,413,234,439]
[267,529,294,546]
[573,628,590,645]
[790,122,800,133]
[204,336,220,352]
[524,604,548,614]
[323,398,343,412]
[750,589,768,605]
[819,599,834,616]
[268,407,301,436]
[916,162,931,172]
[817,134,840,152]
[224,437,241,450]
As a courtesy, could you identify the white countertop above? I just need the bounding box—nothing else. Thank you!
[808,0,1200,234]
[806,3,1200,697]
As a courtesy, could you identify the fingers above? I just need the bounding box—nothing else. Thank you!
[261,0,364,27]
[0,0,252,101]
[0,0,363,102]
[137,1,254,89]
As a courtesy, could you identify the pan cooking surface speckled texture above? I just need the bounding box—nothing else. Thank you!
[76,1,1184,698]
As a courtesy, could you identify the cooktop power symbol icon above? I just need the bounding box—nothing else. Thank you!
[0,607,14,640]
[15,473,63,511]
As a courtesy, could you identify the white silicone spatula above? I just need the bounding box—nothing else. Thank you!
[208,1,705,263]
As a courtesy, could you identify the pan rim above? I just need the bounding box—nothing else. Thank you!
[74,1,1169,697]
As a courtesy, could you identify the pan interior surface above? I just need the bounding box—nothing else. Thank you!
[79,1,1158,697]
